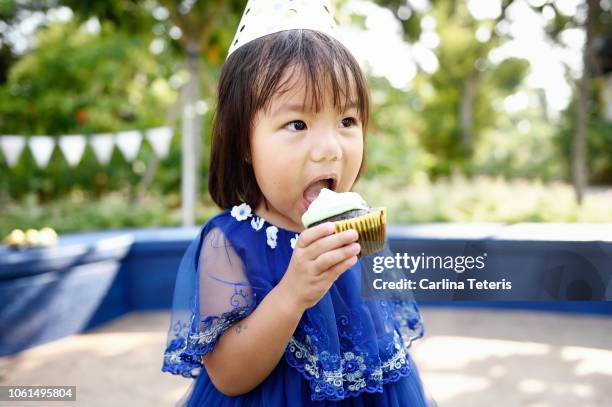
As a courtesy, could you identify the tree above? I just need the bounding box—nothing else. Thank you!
[528,0,612,201]
[371,0,611,195]
[572,0,609,203]
[153,0,241,226]
[61,0,246,225]
[371,0,528,176]
[0,0,59,82]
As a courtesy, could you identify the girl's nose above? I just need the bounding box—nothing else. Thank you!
[309,129,343,162]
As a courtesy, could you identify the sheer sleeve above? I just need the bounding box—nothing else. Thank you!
[162,227,256,378]
[197,227,255,345]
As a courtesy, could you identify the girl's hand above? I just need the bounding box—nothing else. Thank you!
[276,222,360,311]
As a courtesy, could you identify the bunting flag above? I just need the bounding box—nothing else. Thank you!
[0,126,173,169]
[146,126,173,159]
[90,133,115,165]
[0,135,26,167]
[58,135,87,167]
[28,136,56,168]
[115,130,143,163]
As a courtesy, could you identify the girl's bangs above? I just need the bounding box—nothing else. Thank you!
[254,30,369,127]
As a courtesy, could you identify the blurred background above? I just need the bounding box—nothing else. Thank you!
[0,0,611,234]
[1,1,611,406]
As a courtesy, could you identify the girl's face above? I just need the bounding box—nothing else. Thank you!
[250,72,364,233]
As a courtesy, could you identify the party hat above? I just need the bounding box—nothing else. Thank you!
[227,0,341,59]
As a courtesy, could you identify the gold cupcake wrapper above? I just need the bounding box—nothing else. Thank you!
[332,207,387,258]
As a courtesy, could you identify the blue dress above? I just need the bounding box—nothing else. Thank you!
[162,203,432,406]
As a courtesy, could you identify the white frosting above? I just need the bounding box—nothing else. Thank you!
[301,188,369,228]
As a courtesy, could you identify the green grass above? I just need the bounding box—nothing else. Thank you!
[1,175,611,238]
[354,174,612,224]
[0,189,219,237]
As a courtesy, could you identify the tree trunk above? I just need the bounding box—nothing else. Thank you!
[460,68,479,158]
[573,0,596,204]
[136,153,159,203]
[181,42,202,227]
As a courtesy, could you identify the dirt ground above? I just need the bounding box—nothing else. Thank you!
[1,307,611,407]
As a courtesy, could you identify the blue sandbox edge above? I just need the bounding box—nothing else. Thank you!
[0,223,610,355]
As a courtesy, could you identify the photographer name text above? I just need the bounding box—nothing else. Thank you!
[370,252,512,291]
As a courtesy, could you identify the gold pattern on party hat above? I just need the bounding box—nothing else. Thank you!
[333,207,387,258]
[227,0,342,59]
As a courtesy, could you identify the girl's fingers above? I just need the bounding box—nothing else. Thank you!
[305,229,359,260]
[296,222,335,248]
[326,255,359,281]
[313,242,360,273]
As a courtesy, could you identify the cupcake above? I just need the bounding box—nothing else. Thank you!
[301,188,386,257]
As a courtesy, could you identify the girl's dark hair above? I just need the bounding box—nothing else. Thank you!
[209,29,370,210]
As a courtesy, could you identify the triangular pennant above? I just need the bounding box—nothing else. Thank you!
[90,133,115,165]
[146,126,173,159]
[115,130,142,162]
[58,134,87,167]
[0,135,26,167]
[28,136,56,168]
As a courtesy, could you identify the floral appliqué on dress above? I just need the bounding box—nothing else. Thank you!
[231,203,299,250]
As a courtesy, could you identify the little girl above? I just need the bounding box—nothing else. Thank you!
[162,1,432,405]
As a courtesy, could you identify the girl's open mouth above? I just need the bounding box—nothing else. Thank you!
[302,176,337,209]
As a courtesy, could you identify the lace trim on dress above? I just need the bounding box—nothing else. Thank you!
[162,305,254,378]
[284,300,424,401]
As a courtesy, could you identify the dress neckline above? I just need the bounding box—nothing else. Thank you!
[228,202,301,250]
[229,202,302,234]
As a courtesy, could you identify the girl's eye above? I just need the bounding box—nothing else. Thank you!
[284,120,307,131]
[340,117,357,128]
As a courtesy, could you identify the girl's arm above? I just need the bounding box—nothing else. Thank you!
[202,284,304,396]
[202,223,360,396]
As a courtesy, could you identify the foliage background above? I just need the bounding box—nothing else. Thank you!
[1,0,611,236]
